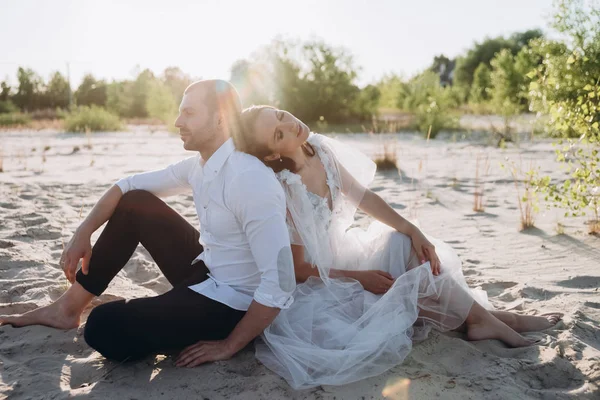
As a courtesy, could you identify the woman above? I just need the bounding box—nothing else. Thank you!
[233,105,561,389]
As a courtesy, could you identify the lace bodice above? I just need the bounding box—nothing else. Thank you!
[276,135,340,244]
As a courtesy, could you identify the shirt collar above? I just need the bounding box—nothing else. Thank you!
[202,138,235,181]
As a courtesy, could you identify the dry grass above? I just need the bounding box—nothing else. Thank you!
[588,219,600,235]
[506,158,539,230]
[374,142,398,171]
[29,119,64,131]
[473,153,491,212]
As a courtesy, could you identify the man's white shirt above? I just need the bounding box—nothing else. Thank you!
[115,139,295,311]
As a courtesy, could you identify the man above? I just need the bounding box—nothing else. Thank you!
[0,80,296,367]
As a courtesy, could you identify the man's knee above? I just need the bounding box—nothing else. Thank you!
[84,302,135,362]
[115,190,159,213]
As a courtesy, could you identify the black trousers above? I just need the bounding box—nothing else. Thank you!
[78,190,245,362]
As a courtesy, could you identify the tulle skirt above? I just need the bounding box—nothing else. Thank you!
[255,222,490,389]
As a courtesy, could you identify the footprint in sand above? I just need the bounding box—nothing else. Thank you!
[515,356,587,391]
[0,240,15,249]
[519,286,559,300]
[480,281,519,297]
[25,227,62,240]
[556,275,600,290]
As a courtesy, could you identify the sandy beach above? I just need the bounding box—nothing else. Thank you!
[0,128,598,399]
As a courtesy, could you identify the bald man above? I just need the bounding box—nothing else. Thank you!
[0,80,296,368]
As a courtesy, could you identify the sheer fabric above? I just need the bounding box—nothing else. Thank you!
[256,133,489,389]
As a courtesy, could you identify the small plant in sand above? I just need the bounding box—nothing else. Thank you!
[556,221,565,235]
[473,153,491,212]
[374,142,398,171]
[0,148,3,173]
[502,158,541,230]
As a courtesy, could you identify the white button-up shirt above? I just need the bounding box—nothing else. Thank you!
[115,139,295,311]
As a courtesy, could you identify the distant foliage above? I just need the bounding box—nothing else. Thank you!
[64,106,122,132]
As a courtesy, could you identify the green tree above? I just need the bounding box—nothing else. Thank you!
[46,71,71,109]
[469,63,492,103]
[146,79,178,124]
[0,81,10,101]
[75,74,107,107]
[397,71,458,137]
[106,80,133,118]
[490,49,524,116]
[428,54,455,86]
[454,30,544,101]
[529,0,600,229]
[162,66,192,106]
[130,68,154,118]
[13,67,44,111]
[376,74,404,109]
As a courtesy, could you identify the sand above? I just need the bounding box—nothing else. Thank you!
[0,127,598,399]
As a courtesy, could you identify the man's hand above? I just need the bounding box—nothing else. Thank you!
[60,231,93,283]
[409,230,441,276]
[175,340,236,368]
[350,270,395,294]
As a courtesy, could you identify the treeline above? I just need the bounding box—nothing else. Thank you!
[0,0,597,142]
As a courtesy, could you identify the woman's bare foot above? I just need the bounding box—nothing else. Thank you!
[466,302,535,347]
[490,310,563,333]
[0,282,94,330]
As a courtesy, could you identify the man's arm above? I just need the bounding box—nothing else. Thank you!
[176,168,295,367]
[61,184,123,282]
[61,156,196,282]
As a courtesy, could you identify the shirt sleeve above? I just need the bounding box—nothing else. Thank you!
[228,169,296,309]
[115,155,197,197]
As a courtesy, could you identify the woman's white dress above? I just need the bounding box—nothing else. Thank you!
[254,133,489,389]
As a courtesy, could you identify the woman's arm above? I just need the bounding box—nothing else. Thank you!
[292,245,395,294]
[338,164,441,275]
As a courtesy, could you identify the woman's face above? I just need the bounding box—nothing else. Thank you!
[252,108,310,161]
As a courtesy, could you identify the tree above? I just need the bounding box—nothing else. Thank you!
[45,71,71,109]
[130,69,154,118]
[529,0,600,229]
[454,30,544,101]
[469,63,492,103]
[428,54,455,86]
[75,74,107,107]
[13,67,44,111]
[106,80,133,117]
[162,67,192,105]
[490,49,525,115]
[0,81,10,101]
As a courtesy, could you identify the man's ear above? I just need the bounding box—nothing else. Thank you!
[264,153,281,162]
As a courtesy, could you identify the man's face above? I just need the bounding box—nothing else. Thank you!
[174,89,216,151]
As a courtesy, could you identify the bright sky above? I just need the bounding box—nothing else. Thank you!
[1,0,554,88]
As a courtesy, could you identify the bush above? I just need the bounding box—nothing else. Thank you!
[64,106,123,132]
[529,0,600,232]
[397,71,458,138]
[0,100,18,114]
[0,113,31,127]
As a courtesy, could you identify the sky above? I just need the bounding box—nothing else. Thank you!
[0,0,555,88]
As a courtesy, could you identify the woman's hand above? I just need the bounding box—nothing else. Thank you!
[349,270,395,294]
[409,230,441,276]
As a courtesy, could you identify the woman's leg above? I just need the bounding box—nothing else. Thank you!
[489,310,562,332]
[0,190,203,329]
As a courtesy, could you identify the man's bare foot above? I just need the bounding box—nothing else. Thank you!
[467,317,535,348]
[0,282,94,330]
[0,302,80,329]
